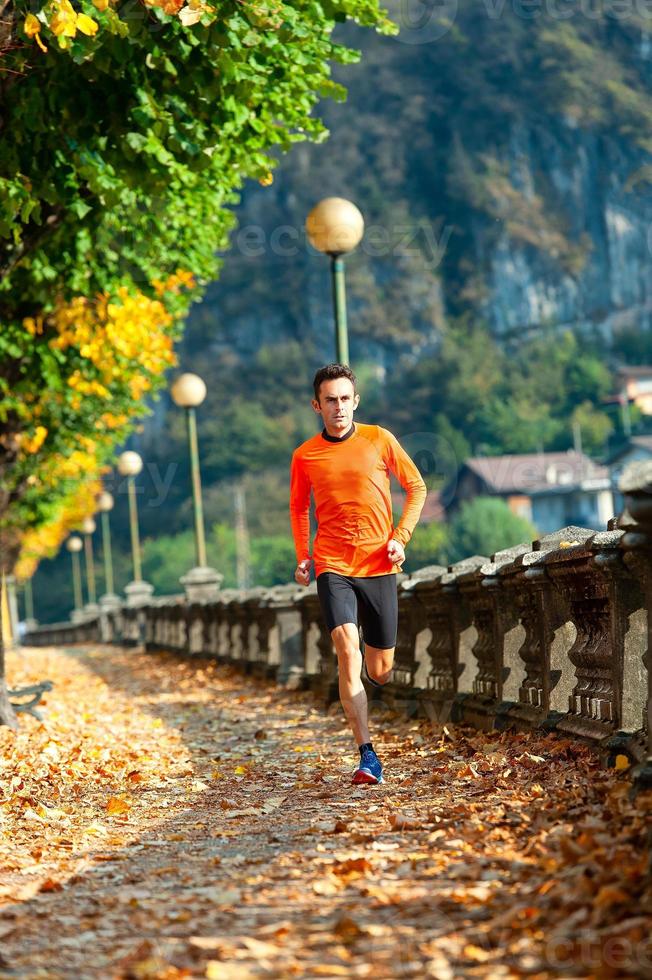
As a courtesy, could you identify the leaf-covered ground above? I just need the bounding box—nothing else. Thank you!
[0,645,650,979]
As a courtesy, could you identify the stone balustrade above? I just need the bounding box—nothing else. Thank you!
[23,518,652,790]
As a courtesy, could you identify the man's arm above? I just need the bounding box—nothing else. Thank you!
[383,429,427,547]
[289,451,312,565]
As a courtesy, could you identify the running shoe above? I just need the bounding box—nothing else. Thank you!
[352,747,384,784]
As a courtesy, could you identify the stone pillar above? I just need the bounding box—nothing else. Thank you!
[496,534,577,729]
[453,548,526,730]
[413,565,458,724]
[214,591,241,660]
[544,527,634,743]
[266,584,304,687]
[187,602,206,656]
[240,589,268,671]
[617,462,652,791]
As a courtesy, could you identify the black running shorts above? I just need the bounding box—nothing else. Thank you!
[316,571,399,649]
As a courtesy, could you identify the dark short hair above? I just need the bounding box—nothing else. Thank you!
[313,363,357,401]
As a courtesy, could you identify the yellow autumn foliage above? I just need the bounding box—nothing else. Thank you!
[15,478,103,582]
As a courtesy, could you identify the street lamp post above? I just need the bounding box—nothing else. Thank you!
[66,535,84,622]
[22,576,37,632]
[81,516,100,619]
[170,373,223,600]
[305,197,365,366]
[117,451,154,608]
[97,491,121,611]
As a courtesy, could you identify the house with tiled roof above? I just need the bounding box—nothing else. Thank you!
[444,451,614,534]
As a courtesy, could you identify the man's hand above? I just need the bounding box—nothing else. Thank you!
[294,559,311,587]
[387,538,405,568]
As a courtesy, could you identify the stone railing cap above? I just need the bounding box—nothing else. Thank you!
[242,587,268,605]
[480,543,530,577]
[533,525,595,551]
[263,582,303,605]
[590,529,623,549]
[441,555,488,586]
[408,565,448,590]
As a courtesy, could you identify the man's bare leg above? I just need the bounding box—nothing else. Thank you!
[330,625,396,746]
[331,623,370,746]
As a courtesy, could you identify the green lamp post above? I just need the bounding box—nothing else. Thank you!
[305,197,365,366]
[97,490,121,610]
[170,373,222,600]
[81,516,100,618]
[117,450,154,607]
[66,535,84,622]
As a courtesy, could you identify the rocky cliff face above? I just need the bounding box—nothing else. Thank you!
[482,121,652,340]
[176,10,652,368]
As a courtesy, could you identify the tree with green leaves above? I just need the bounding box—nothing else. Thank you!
[446,497,536,565]
[0,0,396,725]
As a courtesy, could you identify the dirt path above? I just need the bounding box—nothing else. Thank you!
[0,645,650,979]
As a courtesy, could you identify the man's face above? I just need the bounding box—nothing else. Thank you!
[312,377,360,435]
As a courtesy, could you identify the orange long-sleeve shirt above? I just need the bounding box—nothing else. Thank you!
[289,422,427,578]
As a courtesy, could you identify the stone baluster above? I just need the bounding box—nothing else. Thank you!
[543,526,643,744]
[481,544,530,700]
[453,549,524,729]
[439,556,488,703]
[496,531,579,728]
[296,584,321,679]
[169,603,180,652]
[215,591,241,660]
[226,593,246,661]
[264,584,304,686]
[414,566,462,725]
[617,462,652,791]
[187,601,205,656]
[296,584,337,703]
[545,537,609,737]
[241,589,268,670]
[201,602,218,657]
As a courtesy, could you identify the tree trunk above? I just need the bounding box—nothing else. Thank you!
[0,600,17,729]
[0,527,22,729]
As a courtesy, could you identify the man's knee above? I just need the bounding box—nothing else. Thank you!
[364,647,394,685]
[366,663,391,685]
[331,624,360,658]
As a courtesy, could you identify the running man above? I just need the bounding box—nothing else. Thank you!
[290,364,427,784]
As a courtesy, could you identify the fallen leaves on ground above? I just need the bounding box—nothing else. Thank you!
[0,644,650,979]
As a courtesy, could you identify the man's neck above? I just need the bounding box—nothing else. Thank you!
[321,422,355,443]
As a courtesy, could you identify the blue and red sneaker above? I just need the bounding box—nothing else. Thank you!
[352,746,384,785]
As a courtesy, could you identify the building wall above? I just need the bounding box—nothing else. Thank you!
[506,495,533,523]
[625,378,652,415]
[532,490,614,534]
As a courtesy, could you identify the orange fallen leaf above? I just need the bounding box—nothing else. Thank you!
[463,944,490,962]
[594,884,631,909]
[332,857,372,876]
[106,796,131,816]
[39,878,63,893]
[389,812,422,831]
